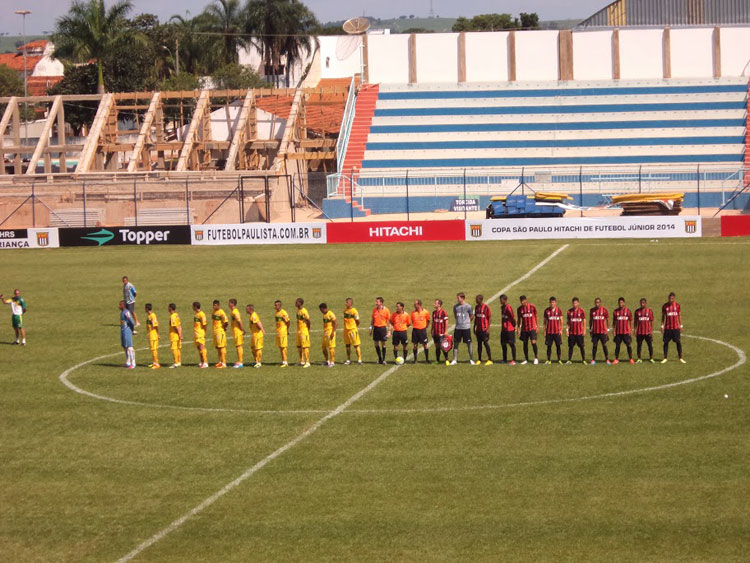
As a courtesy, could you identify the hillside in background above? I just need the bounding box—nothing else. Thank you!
[0,35,48,54]
[323,17,582,33]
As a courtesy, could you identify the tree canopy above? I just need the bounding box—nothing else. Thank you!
[452,12,540,32]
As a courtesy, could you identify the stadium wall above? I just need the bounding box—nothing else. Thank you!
[321,26,750,84]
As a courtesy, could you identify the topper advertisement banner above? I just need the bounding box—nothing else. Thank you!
[59,226,191,247]
[191,223,326,245]
[465,216,702,240]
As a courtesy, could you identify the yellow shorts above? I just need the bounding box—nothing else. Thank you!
[251,332,264,351]
[276,332,288,349]
[149,337,159,352]
[194,333,205,347]
[344,329,360,346]
[170,337,182,351]
[296,332,310,348]
[322,332,336,349]
[233,329,244,346]
[214,331,227,349]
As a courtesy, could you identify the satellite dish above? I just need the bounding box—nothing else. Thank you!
[343,17,370,35]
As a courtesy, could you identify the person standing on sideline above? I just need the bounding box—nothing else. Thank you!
[389,302,411,363]
[634,298,655,363]
[1,289,26,345]
[517,295,539,365]
[451,292,476,365]
[411,299,430,364]
[566,297,586,364]
[543,296,563,364]
[246,304,265,368]
[228,299,245,368]
[343,297,362,365]
[168,303,182,368]
[589,297,611,365]
[661,292,685,363]
[295,298,311,368]
[211,300,229,369]
[192,302,208,368]
[431,299,449,364]
[474,294,492,365]
[122,276,140,330]
[612,297,634,364]
[320,303,337,367]
[145,303,160,369]
[370,297,391,365]
[273,300,291,368]
[119,300,136,369]
[499,294,517,365]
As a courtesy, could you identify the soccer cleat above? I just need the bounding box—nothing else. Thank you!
[470,360,478,366]
[636,359,642,364]
[629,359,635,364]
[485,360,493,366]
[358,361,363,365]
[545,360,551,365]
[127,364,135,369]
[132,330,138,335]
[558,360,564,365]
[344,360,351,365]
[509,360,516,366]
[150,364,161,369]
[302,362,311,368]
[649,359,655,364]
[565,360,572,365]
[327,362,335,368]
[233,363,243,368]
[661,358,668,364]
[13,340,19,345]
[450,360,458,365]
[590,360,597,365]
[21,340,26,346]
[280,362,288,368]
[612,359,619,365]
[253,363,262,368]
[215,363,226,369]
[445,360,451,366]
[533,358,539,365]
[606,360,612,365]
[170,363,179,369]
[520,360,528,365]
[679,358,687,364]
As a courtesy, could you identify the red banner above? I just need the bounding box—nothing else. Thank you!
[721,215,750,237]
[327,220,465,243]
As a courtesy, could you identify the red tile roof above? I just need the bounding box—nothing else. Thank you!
[0,53,42,73]
[17,40,49,52]
[26,75,63,96]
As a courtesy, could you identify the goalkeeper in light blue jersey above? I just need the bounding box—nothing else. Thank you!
[119,300,136,369]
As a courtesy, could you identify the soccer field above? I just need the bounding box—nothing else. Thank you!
[1,239,748,562]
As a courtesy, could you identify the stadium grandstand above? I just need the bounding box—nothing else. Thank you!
[578,0,750,28]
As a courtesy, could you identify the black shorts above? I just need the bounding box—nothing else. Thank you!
[591,333,609,344]
[432,334,443,347]
[372,326,388,342]
[636,334,653,344]
[475,330,489,343]
[663,329,681,343]
[454,328,472,344]
[412,328,428,345]
[520,330,537,342]
[614,334,632,345]
[568,334,584,348]
[392,330,408,346]
[501,330,516,344]
[545,334,562,346]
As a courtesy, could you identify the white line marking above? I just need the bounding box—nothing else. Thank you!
[347,334,747,414]
[114,244,570,562]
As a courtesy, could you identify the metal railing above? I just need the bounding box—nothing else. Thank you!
[335,76,357,171]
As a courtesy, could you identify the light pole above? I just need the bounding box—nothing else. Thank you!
[15,9,32,145]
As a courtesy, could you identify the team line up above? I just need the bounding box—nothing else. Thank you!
[118,291,686,369]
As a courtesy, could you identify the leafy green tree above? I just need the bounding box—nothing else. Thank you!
[520,13,540,29]
[200,0,250,65]
[170,13,218,76]
[46,63,99,134]
[451,12,538,32]
[0,64,23,97]
[245,0,319,87]
[51,0,143,94]
[159,71,202,91]
[211,62,268,89]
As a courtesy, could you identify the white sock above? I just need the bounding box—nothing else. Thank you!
[128,347,135,366]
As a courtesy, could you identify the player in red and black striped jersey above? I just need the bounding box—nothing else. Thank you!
[661,292,685,363]
[474,294,492,365]
[517,295,539,364]
[634,298,655,363]
[566,297,586,363]
[543,297,563,364]
[499,294,517,365]
[612,297,634,364]
[432,299,449,364]
[589,297,611,365]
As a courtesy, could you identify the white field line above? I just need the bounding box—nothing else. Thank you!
[114,244,570,562]
[347,334,747,414]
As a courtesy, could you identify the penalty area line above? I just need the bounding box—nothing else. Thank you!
[114,244,569,563]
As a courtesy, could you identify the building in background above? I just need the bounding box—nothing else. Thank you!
[0,40,64,95]
[578,0,750,28]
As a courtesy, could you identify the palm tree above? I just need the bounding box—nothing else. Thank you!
[245,0,318,87]
[52,0,137,94]
[200,0,250,65]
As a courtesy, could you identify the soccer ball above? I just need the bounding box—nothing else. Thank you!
[395,356,405,365]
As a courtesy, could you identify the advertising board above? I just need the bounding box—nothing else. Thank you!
[0,228,59,249]
[327,220,465,243]
[59,226,191,247]
[190,223,326,245]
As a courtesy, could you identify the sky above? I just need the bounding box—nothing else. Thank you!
[1,0,608,35]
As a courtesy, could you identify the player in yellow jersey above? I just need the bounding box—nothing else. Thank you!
[192,302,208,368]
[144,303,160,369]
[246,304,265,367]
[167,303,182,368]
[343,297,362,365]
[319,302,338,367]
[295,297,311,368]
[273,300,291,367]
[228,298,245,368]
[212,300,229,368]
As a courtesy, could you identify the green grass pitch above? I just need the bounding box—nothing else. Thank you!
[1,239,748,562]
